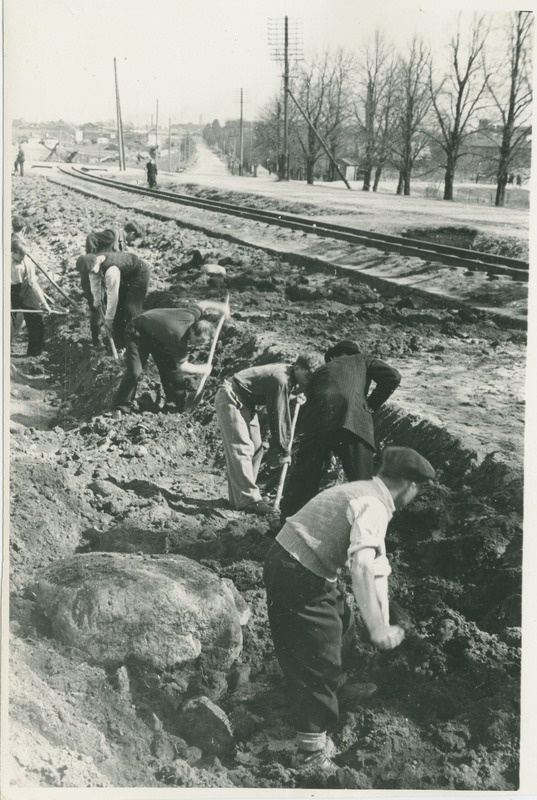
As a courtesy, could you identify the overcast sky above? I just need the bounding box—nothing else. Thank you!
[5,0,529,127]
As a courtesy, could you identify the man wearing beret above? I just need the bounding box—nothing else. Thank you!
[281,339,401,518]
[264,446,435,771]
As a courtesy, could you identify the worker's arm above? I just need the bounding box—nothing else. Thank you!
[25,259,51,312]
[346,497,404,650]
[180,361,212,376]
[196,299,231,319]
[349,549,404,649]
[103,266,121,327]
[89,272,103,311]
[365,358,401,411]
[267,378,292,460]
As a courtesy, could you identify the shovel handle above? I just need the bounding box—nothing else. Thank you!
[273,398,304,510]
[98,310,119,360]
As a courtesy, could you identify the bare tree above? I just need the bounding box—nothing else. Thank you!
[293,49,353,184]
[324,49,356,180]
[392,38,432,195]
[429,16,490,200]
[487,12,533,206]
[354,31,397,191]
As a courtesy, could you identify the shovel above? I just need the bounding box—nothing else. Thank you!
[98,310,119,361]
[273,393,306,511]
[184,295,230,413]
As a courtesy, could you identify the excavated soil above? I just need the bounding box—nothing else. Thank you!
[7,175,524,790]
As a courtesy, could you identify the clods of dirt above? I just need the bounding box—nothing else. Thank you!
[8,176,524,790]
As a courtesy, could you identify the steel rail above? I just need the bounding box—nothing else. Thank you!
[57,166,529,282]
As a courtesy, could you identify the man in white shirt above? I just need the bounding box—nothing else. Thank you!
[263,446,436,771]
[76,252,150,348]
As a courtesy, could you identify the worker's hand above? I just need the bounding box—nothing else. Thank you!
[369,623,405,651]
[279,453,292,466]
[41,304,52,315]
[295,393,307,406]
[222,298,231,319]
[198,363,212,377]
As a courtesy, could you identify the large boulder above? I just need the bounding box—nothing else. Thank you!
[30,553,248,671]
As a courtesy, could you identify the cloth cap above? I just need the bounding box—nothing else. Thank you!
[324,339,361,362]
[380,447,436,483]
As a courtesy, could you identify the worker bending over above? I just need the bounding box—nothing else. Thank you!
[85,221,144,255]
[264,447,435,771]
[281,339,400,518]
[76,252,151,349]
[215,354,319,517]
[114,298,230,413]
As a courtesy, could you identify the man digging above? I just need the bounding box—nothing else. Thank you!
[113,297,230,413]
[263,446,435,771]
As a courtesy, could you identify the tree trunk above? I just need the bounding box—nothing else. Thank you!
[306,157,315,185]
[396,172,404,195]
[495,175,508,207]
[372,165,382,192]
[403,172,411,196]
[362,166,372,191]
[443,167,455,200]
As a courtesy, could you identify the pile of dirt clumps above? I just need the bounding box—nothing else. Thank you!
[8,176,523,790]
[401,226,528,261]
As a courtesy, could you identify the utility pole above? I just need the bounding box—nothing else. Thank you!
[233,88,249,176]
[283,16,289,180]
[268,17,303,181]
[168,117,172,172]
[155,99,159,166]
[239,88,244,176]
[113,57,126,170]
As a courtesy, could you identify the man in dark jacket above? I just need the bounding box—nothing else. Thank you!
[280,340,400,517]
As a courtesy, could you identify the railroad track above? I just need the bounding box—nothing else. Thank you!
[58,166,529,282]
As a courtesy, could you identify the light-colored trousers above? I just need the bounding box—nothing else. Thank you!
[215,381,264,509]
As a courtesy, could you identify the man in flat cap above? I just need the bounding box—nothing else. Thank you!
[281,339,401,518]
[264,446,435,772]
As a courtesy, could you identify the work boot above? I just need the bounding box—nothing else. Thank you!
[291,737,337,772]
[242,499,277,517]
[337,681,378,711]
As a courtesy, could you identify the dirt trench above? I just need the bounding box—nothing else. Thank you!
[8,176,523,790]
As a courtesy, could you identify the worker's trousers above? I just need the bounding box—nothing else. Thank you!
[112,263,150,349]
[114,320,187,409]
[11,284,45,356]
[215,381,264,509]
[280,428,374,518]
[263,541,356,734]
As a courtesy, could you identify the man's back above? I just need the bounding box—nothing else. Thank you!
[302,354,400,447]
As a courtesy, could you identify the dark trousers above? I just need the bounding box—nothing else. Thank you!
[280,428,374,518]
[263,542,356,734]
[114,321,187,409]
[11,284,45,355]
[112,265,150,349]
[80,273,101,345]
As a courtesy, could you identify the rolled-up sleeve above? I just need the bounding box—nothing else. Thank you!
[268,380,292,453]
[346,497,391,576]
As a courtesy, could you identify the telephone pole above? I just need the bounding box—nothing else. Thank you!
[114,57,126,170]
[168,117,172,172]
[233,88,249,176]
[155,99,159,165]
[268,16,302,181]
